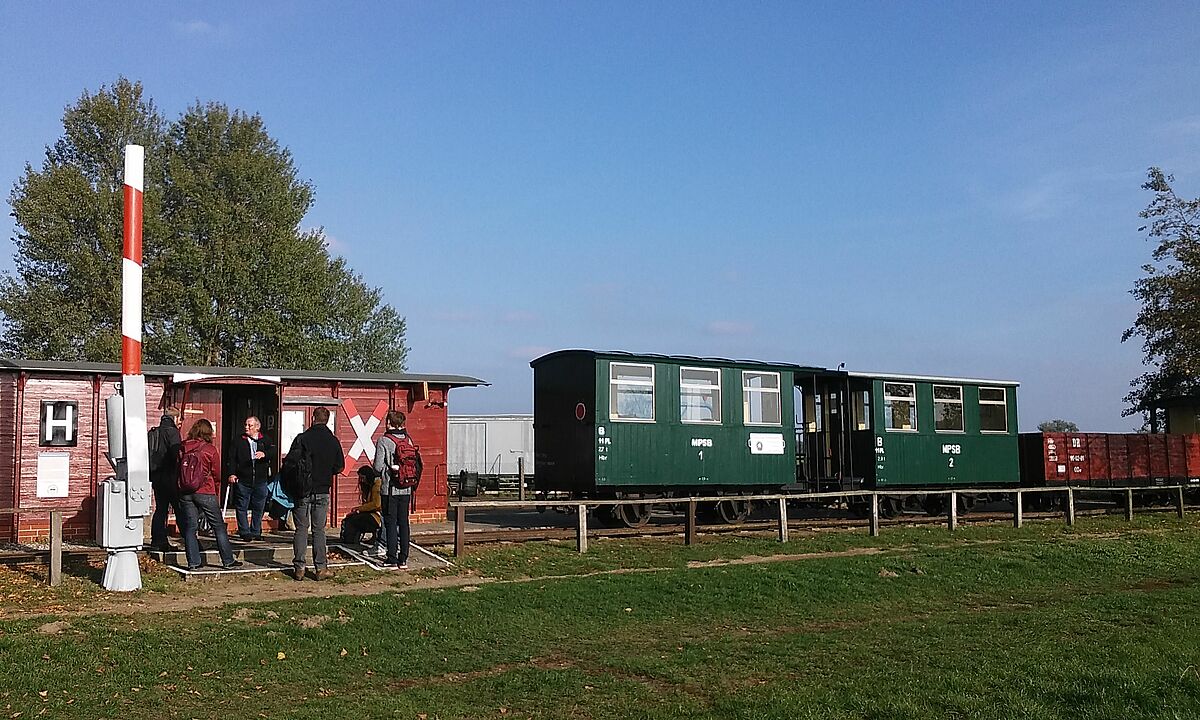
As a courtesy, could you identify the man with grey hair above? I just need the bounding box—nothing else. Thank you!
[227,415,276,541]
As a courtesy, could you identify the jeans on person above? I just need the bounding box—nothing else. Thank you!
[340,512,380,545]
[234,480,271,538]
[179,492,235,568]
[292,493,331,573]
[381,493,411,565]
[150,481,180,548]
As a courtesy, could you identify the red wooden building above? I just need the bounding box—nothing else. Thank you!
[0,359,486,543]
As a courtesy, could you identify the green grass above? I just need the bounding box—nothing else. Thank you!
[3,514,1200,718]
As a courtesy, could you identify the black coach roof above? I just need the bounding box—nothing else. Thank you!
[529,349,833,374]
[0,357,488,388]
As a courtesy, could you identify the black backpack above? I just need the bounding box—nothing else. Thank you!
[147,426,167,472]
[281,437,314,500]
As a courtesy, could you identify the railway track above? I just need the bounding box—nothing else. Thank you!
[411,507,1129,547]
[0,506,1171,566]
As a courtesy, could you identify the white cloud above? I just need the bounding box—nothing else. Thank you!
[323,233,347,254]
[502,310,537,324]
[508,345,553,360]
[175,20,214,36]
[706,320,754,337]
[1157,116,1200,140]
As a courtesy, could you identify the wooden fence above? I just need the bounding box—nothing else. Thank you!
[447,485,1189,557]
[0,508,66,586]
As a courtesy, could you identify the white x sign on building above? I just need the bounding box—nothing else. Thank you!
[343,398,389,462]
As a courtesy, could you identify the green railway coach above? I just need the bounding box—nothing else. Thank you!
[798,370,1021,507]
[533,349,1022,523]
[532,350,821,517]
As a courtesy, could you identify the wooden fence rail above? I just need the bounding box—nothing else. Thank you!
[447,485,1191,557]
[0,507,66,586]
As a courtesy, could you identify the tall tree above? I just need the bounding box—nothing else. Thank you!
[1037,419,1079,432]
[3,81,407,372]
[1,78,168,360]
[1122,168,1200,418]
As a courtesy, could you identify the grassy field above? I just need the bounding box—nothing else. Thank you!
[3,514,1200,718]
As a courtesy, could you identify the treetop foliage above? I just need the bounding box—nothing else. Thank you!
[1036,419,1079,433]
[3,78,407,373]
[1122,168,1200,417]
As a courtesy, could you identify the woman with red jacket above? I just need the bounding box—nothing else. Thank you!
[178,419,242,571]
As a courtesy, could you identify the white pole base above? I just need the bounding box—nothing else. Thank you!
[102,549,142,592]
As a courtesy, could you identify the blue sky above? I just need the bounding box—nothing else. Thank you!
[2,2,1198,430]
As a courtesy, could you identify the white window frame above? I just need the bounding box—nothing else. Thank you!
[680,367,721,425]
[610,362,655,423]
[742,371,782,426]
[883,382,918,432]
[979,386,1008,434]
[933,384,965,434]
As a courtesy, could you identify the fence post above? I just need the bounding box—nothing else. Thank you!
[1013,491,1023,529]
[518,456,526,502]
[49,510,63,587]
[453,505,465,557]
[576,504,588,553]
[948,491,958,531]
[1066,488,1075,527]
[1176,486,1185,519]
[1125,489,1134,522]
[685,500,697,546]
[869,493,880,537]
[777,497,789,543]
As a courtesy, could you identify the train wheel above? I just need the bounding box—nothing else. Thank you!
[879,496,900,519]
[611,503,652,528]
[923,496,945,516]
[713,499,752,524]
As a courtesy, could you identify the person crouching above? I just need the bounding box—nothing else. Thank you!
[341,466,382,546]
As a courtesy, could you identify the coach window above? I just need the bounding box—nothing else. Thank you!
[979,387,1008,433]
[933,385,964,432]
[854,390,871,431]
[884,382,917,431]
[743,371,782,425]
[610,363,655,421]
[680,367,721,424]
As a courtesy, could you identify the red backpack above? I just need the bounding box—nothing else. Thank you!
[386,433,422,488]
[178,443,210,494]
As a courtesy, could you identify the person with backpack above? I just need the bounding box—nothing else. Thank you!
[283,407,345,581]
[227,416,275,541]
[372,410,421,569]
[148,407,183,552]
[177,419,242,570]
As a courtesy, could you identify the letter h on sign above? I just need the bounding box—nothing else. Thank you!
[40,401,78,447]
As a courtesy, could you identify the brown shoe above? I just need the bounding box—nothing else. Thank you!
[313,568,334,582]
[291,567,306,581]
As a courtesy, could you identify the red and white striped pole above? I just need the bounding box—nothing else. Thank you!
[122,145,144,375]
[121,144,150,516]
[103,145,150,591]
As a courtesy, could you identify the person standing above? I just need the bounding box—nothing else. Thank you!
[227,416,275,541]
[148,407,183,552]
[177,419,242,570]
[287,407,344,581]
[373,410,419,569]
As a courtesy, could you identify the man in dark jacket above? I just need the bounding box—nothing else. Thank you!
[227,416,276,541]
[148,407,183,552]
[287,407,345,581]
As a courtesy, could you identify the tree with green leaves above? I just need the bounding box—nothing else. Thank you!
[1122,168,1200,420]
[3,79,407,372]
[1037,419,1079,432]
